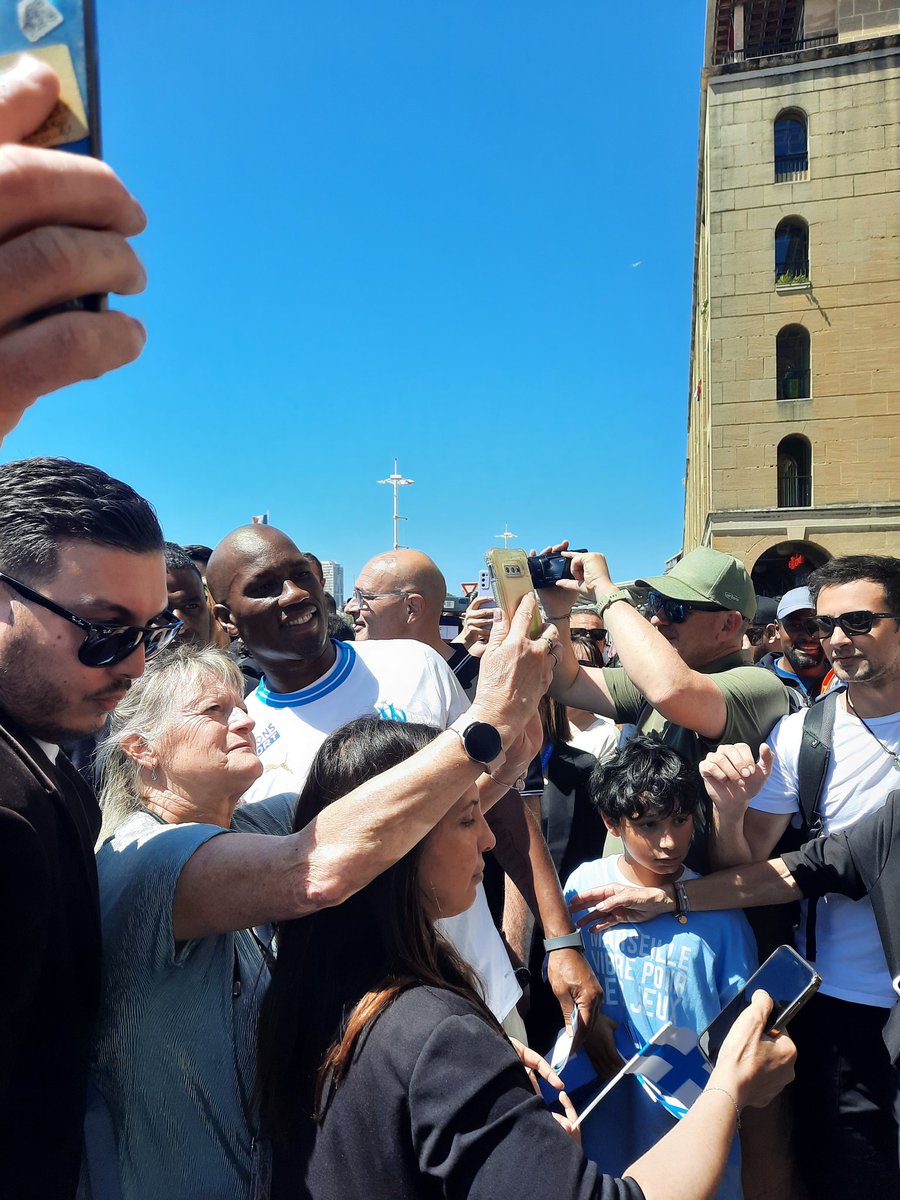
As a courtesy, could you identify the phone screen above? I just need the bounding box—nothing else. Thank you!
[700,945,820,1063]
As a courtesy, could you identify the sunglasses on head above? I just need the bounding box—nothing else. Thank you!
[814,610,900,639]
[0,570,183,668]
[646,590,727,625]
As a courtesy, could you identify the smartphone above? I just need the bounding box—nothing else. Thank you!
[476,569,495,605]
[699,944,821,1064]
[1,0,103,313]
[485,549,541,638]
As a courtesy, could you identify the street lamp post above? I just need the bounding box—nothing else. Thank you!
[495,522,517,548]
[377,458,415,550]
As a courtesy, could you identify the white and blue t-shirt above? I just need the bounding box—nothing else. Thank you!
[244,639,469,802]
[563,856,757,1199]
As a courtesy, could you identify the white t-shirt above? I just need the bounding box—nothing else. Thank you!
[568,717,618,764]
[750,702,900,1007]
[243,638,521,1022]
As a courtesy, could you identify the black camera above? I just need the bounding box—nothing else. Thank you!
[527,552,586,588]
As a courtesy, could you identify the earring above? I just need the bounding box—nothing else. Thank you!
[149,763,158,783]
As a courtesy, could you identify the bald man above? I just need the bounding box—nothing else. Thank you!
[346,549,480,696]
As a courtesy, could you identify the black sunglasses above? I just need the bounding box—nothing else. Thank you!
[575,627,608,644]
[646,590,727,625]
[815,610,900,639]
[780,617,820,639]
[0,570,183,668]
[745,625,767,646]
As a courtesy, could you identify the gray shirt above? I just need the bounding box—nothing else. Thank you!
[88,794,295,1200]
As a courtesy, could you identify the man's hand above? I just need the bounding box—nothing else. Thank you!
[0,55,147,443]
[700,743,774,825]
[470,593,553,746]
[568,882,673,932]
[546,948,604,1054]
[458,594,496,656]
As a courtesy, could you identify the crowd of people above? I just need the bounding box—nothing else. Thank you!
[0,51,898,1200]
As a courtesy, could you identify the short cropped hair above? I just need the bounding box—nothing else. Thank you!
[0,457,162,582]
[164,541,201,576]
[182,544,213,569]
[808,555,900,616]
[590,733,703,824]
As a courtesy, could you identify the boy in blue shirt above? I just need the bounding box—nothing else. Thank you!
[565,734,756,1199]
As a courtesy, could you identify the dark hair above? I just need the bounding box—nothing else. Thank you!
[808,555,900,615]
[327,611,355,641]
[589,733,703,824]
[0,457,162,581]
[182,544,213,567]
[539,693,571,745]
[572,632,604,669]
[302,550,325,584]
[256,717,495,1143]
[164,542,201,576]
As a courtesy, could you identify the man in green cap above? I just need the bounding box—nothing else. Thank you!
[545,544,790,816]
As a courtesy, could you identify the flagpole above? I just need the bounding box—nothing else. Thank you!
[572,1023,674,1129]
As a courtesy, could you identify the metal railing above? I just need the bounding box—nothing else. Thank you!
[775,152,809,177]
[775,260,810,286]
[718,32,838,65]
[778,474,812,508]
[778,371,810,401]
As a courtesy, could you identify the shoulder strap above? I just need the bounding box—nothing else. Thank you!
[796,689,840,838]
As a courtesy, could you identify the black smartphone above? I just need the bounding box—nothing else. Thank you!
[1,0,103,313]
[699,944,821,1064]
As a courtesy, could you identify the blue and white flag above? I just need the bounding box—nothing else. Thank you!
[573,1022,710,1129]
[619,1023,710,1119]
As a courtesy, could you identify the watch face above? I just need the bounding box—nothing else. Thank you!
[463,721,502,764]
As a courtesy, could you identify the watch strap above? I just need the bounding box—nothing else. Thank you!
[543,930,585,953]
[595,589,632,619]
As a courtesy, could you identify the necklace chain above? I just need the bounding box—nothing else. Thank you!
[845,692,900,770]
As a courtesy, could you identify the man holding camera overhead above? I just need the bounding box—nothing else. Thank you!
[545,544,789,801]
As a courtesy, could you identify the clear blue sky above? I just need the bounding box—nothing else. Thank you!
[4,1,707,596]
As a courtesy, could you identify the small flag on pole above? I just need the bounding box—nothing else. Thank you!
[572,1022,710,1128]
[251,512,269,525]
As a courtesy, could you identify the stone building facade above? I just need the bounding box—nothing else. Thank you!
[683,0,900,594]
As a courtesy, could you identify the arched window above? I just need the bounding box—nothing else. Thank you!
[775,217,809,285]
[776,325,811,399]
[777,435,812,507]
[774,110,808,179]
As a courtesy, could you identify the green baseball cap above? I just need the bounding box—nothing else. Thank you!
[636,547,756,620]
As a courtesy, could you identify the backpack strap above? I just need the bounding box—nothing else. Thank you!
[796,688,840,838]
[795,688,841,959]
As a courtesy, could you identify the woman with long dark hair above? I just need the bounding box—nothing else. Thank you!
[257,717,796,1200]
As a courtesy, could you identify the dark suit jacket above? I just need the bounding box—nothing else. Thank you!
[783,789,900,1064]
[0,711,102,1198]
[272,985,644,1200]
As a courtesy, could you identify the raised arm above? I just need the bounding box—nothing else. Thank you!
[172,594,552,940]
[0,56,147,443]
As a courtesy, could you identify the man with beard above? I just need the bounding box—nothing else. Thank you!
[756,586,835,708]
[711,555,900,1198]
[0,458,173,1197]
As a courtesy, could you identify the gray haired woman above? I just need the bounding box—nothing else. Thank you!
[85,645,293,1199]
[80,633,550,1199]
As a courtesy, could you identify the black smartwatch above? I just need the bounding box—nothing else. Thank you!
[453,721,503,765]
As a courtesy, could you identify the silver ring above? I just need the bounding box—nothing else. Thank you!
[544,636,554,654]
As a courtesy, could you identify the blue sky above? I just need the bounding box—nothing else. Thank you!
[4,1,707,597]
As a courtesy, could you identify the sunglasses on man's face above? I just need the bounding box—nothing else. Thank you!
[0,570,182,668]
[814,610,900,639]
[646,590,727,625]
[575,627,607,644]
[745,625,769,646]
[780,617,821,640]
